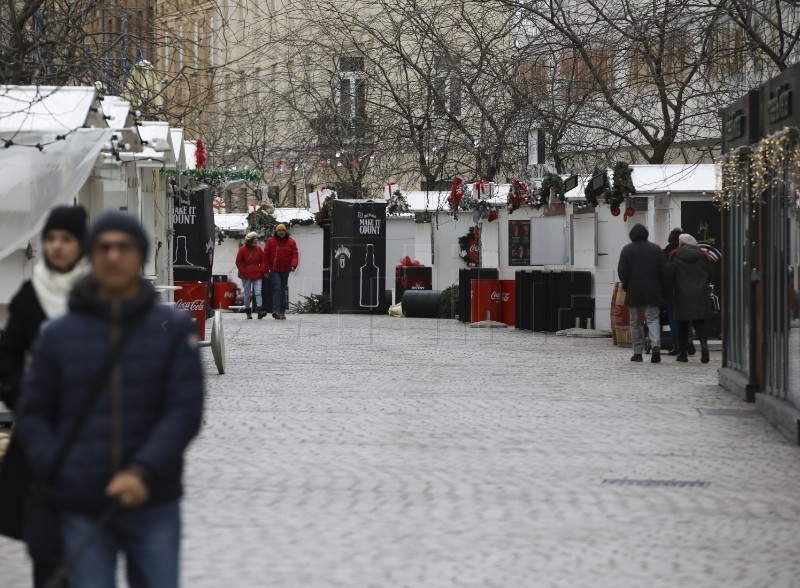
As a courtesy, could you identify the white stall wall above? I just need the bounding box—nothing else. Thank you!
[212,225,325,307]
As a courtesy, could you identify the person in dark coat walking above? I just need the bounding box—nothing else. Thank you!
[263,224,298,319]
[669,233,713,363]
[15,211,204,588]
[235,232,266,319]
[663,227,694,356]
[617,223,670,363]
[0,205,90,588]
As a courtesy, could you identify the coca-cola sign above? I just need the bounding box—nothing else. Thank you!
[175,299,205,311]
[490,290,501,301]
[223,290,235,299]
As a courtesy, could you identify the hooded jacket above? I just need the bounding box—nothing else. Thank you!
[15,277,204,513]
[617,224,670,308]
[670,244,712,320]
[235,243,265,280]
[263,233,299,273]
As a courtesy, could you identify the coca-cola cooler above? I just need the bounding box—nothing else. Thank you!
[175,281,207,339]
[330,200,387,314]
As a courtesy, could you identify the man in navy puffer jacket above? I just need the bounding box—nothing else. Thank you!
[16,211,204,588]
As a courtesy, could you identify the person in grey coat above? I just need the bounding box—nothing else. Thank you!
[669,233,713,363]
[617,223,670,363]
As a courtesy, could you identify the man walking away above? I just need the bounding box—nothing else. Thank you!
[263,224,298,320]
[16,211,205,588]
[617,223,670,363]
[235,232,266,319]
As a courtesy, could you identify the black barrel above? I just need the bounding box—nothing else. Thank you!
[402,290,441,318]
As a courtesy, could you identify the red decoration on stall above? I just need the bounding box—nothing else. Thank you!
[447,177,464,211]
[195,139,207,169]
[625,206,635,218]
[611,207,621,216]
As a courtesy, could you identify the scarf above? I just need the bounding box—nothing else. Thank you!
[31,258,92,318]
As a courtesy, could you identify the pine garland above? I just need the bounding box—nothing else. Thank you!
[163,168,263,187]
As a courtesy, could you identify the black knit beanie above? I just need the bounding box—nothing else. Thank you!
[85,210,150,260]
[42,206,88,244]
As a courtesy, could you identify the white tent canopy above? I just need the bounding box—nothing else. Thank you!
[0,86,112,262]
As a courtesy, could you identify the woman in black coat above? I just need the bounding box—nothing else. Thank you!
[0,205,89,587]
[669,233,713,363]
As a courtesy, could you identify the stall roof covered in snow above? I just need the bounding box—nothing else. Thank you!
[214,208,316,231]
[120,120,175,163]
[565,164,717,200]
[99,96,132,130]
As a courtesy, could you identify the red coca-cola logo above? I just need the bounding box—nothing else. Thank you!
[501,293,510,302]
[175,299,205,311]
[224,291,235,299]
[469,244,479,253]
[490,290,501,301]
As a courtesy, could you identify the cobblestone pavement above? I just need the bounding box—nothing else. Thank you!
[2,314,800,587]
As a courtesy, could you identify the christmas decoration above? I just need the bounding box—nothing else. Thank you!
[583,169,607,207]
[447,177,464,216]
[458,226,479,266]
[605,162,636,213]
[475,179,491,199]
[315,193,335,226]
[386,189,410,214]
[195,139,207,169]
[163,168,262,187]
[507,179,531,214]
[539,172,566,204]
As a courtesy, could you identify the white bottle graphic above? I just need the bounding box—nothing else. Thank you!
[359,243,379,308]
[173,235,195,266]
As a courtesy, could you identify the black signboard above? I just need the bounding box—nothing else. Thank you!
[720,90,761,154]
[330,200,387,313]
[762,61,800,135]
[172,186,215,285]
[508,220,531,266]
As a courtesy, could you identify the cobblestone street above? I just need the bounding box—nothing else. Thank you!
[2,314,799,587]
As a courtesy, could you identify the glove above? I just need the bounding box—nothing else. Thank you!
[290,267,296,272]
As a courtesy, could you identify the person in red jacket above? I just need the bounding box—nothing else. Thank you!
[235,232,266,319]
[263,224,298,319]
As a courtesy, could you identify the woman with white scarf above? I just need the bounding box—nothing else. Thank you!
[0,205,90,588]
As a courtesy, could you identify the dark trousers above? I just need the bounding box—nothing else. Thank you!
[678,319,708,353]
[270,271,290,314]
[34,559,68,588]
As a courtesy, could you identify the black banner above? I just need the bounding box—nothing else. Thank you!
[331,200,387,313]
[508,220,531,266]
[172,186,215,284]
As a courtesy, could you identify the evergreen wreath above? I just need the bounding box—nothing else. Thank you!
[386,189,410,214]
[540,172,566,204]
[605,162,636,212]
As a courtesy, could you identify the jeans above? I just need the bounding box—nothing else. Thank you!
[242,278,262,310]
[628,305,661,354]
[60,500,180,588]
[270,271,290,313]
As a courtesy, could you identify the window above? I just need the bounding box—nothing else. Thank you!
[431,54,461,117]
[709,25,745,80]
[631,34,692,85]
[561,46,614,92]
[337,55,366,123]
[516,57,550,101]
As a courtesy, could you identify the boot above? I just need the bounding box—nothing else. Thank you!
[651,347,661,363]
[257,307,267,319]
[687,340,696,356]
[667,347,680,356]
[245,308,252,319]
[701,349,710,364]
[676,352,688,362]
[630,353,643,362]
[272,312,279,319]
[279,313,287,320]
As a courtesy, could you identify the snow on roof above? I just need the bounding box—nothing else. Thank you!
[0,86,97,133]
[381,183,510,212]
[100,96,131,130]
[214,208,315,231]
[135,121,174,162]
[565,164,717,199]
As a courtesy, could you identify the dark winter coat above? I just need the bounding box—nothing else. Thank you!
[670,244,712,320]
[235,244,264,280]
[263,235,299,273]
[0,281,47,539]
[617,224,670,308]
[15,277,204,513]
[0,281,47,410]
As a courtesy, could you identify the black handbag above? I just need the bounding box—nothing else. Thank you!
[23,322,138,561]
